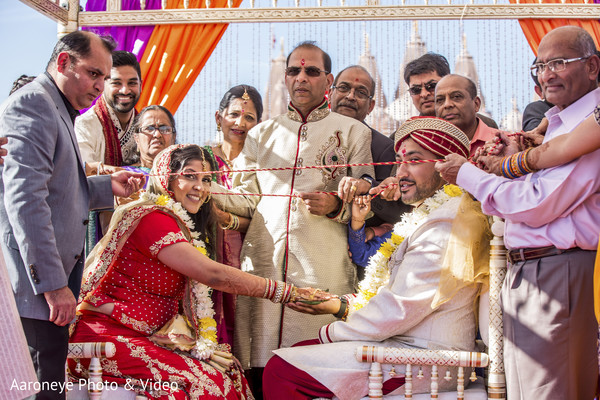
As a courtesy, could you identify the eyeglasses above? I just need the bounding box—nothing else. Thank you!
[332,84,372,101]
[408,81,438,96]
[285,66,329,77]
[530,57,589,77]
[138,125,175,135]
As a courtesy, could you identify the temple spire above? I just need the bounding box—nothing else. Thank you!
[454,31,492,119]
[386,20,427,125]
[358,31,395,135]
[262,37,288,120]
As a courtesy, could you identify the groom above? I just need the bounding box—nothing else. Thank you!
[263,117,492,399]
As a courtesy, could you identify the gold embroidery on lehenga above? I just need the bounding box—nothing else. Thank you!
[101,359,119,376]
[149,231,187,257]
[85,294,100,305]
[120,314,155,335]
[115,336,236,398]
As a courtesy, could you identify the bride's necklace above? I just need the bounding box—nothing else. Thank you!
[140,191,217,359]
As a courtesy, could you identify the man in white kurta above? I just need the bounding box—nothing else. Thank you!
[211,43,374,373]
[75,51,141,167]
[263,117,490,400]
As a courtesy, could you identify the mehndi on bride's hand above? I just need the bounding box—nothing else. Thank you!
[292,287,337,304]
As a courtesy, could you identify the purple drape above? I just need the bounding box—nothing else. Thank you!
[82,0,161,60]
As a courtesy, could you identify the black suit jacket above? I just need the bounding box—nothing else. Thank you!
[367,126,411,226]
[522,100,553,132]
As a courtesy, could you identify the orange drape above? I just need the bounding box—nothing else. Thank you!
[137,0,242,113]
[509,0,600,56]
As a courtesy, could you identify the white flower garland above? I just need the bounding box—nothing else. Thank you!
[350,184,463,313]
[140,191,217,360]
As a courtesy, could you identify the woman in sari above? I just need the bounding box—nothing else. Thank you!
[68,144,328,399]
[204,85,262,347]
[127,105,178,180]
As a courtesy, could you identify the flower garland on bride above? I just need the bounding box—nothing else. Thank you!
[141,191,218,360]
[350,184,463,313]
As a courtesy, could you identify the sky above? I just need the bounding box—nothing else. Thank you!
[0,0,536,146]
[0,1,58,100]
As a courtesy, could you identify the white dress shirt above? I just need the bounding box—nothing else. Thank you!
[457,88,600,250]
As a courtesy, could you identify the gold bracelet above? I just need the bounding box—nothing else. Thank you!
[223,213,233,229]
[223,213,239,230]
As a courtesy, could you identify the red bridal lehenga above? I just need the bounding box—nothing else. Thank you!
[68,207,253,400]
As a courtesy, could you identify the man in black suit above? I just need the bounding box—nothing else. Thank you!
[330,65,409,226]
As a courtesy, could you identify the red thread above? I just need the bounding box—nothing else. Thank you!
[146,158,444,178]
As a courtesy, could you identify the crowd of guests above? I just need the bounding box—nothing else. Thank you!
[0,24,599,400]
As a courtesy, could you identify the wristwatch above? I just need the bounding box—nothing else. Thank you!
[360,174,375,188]
[334,297,348,319]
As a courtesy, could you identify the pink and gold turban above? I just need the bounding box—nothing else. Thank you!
[394,117,470,159]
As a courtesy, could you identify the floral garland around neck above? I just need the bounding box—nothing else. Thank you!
[140,191,218,360]
[350,184,464,313]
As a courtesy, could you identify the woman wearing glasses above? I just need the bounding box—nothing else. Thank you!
[86,105,178,187]
[130,105,178,181]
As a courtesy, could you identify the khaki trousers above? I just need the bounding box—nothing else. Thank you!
[502,250,598,400]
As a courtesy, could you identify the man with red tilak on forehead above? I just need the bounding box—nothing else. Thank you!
[210,41,374,393]
[262,116,492,400]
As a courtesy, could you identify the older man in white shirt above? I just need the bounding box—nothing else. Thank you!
[437,26,600,400]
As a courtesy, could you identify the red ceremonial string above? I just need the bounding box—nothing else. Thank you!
[142,158,444,199]
[147,158,443,179]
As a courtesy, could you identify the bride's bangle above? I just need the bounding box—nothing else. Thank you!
[263,279,296,304]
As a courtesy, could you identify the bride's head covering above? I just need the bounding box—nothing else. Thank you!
[78,144,214,304]
[148,144,187,197]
